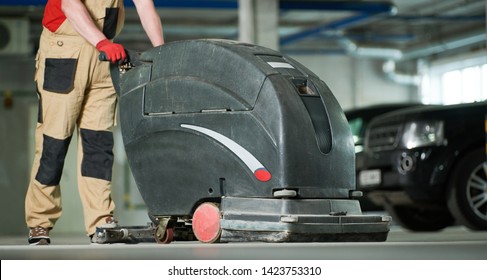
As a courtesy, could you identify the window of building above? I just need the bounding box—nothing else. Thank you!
[420,51,487,105]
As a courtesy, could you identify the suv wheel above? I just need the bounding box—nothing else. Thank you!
[447,148,487,230]
[384,204,454,231]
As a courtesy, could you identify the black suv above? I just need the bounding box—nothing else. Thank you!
[346,103,422,170]
[345,103,421,211]
[358,101,487,231]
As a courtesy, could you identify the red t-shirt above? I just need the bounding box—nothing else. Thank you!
[42,0,67,32]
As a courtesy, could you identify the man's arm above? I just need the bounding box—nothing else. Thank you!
[133,0,165,47]
[61,0,106,46]
[61,0,125,63]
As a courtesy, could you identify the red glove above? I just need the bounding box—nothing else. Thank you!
[96,39,126,63]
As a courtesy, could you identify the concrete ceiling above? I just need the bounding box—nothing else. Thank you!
[0,0,485,61]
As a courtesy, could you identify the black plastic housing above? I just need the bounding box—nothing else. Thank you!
[117,40,389,242]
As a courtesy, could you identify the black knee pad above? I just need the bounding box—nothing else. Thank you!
[80,128,114,181]
[36,134,71,185]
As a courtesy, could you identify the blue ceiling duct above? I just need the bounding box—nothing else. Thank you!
[280,1,396,46]
[280,12,376,46]
[280,1,395,12]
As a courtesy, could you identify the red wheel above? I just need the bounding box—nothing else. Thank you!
[192,202,221,243]
[155,227,174,244]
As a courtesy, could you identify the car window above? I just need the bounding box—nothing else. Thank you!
[348,117,364,145]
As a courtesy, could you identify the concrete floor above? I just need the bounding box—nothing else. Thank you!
[2,225,486,280]
[1,225,486,260]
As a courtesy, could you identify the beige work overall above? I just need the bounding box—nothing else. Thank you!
[25,0,125,236]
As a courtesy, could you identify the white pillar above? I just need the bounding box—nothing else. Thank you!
[238,0,255,44]
[238,0,279,50]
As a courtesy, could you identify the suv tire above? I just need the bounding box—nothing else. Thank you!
[384,204,454,231]
[447,148,487,230]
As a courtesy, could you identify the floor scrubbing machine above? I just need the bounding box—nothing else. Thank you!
[95,39,391,244]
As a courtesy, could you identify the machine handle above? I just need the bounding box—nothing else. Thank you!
[99,52,109,62]
[98,51,127,64]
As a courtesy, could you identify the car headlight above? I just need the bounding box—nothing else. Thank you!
[401,120,444,149]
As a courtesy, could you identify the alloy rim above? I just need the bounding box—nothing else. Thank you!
[466,162,487,221]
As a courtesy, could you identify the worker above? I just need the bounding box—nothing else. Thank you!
[25,0,164,245]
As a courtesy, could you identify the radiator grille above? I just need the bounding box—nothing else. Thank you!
[366,124,402,150]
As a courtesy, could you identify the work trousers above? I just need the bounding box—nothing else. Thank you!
[25,17,120,236]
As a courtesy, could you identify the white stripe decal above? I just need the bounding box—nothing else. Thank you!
[181,124,271,182]
[267,62,295,69]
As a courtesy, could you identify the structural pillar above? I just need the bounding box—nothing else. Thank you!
[238,0,279,50]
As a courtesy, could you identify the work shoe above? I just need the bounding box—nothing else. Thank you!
[28,226,50,245]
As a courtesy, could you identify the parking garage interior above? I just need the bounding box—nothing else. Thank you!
[1,0,487,266]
